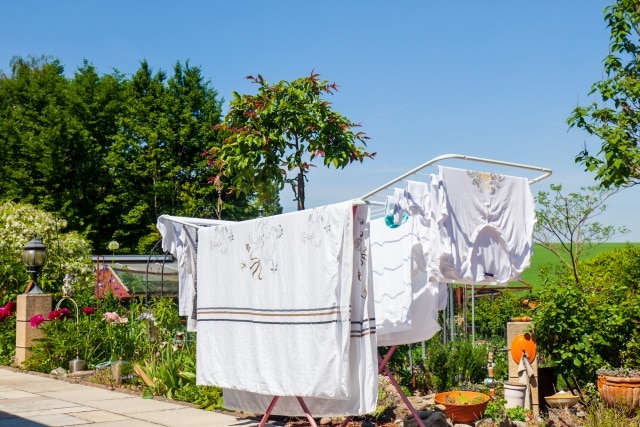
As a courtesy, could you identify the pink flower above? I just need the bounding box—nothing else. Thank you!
[30,314,45,328]
[4,301,16,313]
[83,306,95,315]
[48,310,60,321]
[0,307,10,321]
[103,312,121,322]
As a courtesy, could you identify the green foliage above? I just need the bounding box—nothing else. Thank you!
[568,1,640,187]
[0,56,263,254]
[207,72,375,210]
[388,337,490,393]
[534,246,640,385]
[474,292,529,338]
[139,338,223,410]
[505,405,529,422]
[22,296,181,373]
[534,183,628,284]
[484,398,507,421]
[0,201,94,298]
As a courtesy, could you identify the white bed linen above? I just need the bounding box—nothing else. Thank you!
[197,202,377,411]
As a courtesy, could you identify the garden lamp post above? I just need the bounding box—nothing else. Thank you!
[22,233,47,294]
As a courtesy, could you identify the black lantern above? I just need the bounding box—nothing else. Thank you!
[22,233,47,294]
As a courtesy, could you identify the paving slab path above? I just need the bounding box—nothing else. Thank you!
[0,366,278,427]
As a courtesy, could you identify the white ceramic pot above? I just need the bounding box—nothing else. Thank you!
[504,382,527,408]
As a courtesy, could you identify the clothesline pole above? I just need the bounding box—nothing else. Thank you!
[449,284,454,343]
[471,283,476,344]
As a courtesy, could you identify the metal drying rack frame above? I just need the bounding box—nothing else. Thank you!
[359,153,553,202]
[351,153,552,427]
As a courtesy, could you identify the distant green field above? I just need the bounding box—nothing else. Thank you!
[519,242,639,291]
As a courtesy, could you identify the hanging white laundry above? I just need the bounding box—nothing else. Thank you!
[429,166,535,284]
[404,180,430,220]
[369,180,443,346]
[377,206,442,346]
[370,217,415,336]
[384,188,409,228]
[222,204,378,416]
[156,215,229,331]
[196,202,377,410]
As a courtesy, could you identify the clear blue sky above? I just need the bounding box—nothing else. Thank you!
[2,1,636,240]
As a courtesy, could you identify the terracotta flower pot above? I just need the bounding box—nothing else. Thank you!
[434,391,490,424]
[599,375,640,410]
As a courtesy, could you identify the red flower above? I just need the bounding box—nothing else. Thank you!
[0,307,10,321]
[48,308,72,321]
[58,308,72,319]
[30,314,45,328]
[82,306,95,315]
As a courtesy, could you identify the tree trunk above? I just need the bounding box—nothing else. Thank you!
[297,171,305,210]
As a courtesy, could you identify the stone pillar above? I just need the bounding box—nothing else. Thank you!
[506,321,540,417]
[15,293,52,365]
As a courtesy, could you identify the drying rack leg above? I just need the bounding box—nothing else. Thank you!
[258,396,279,427]
[258,396,319,427]
[296,396,319,427]
[378,349,425,427]
[341,346,424,427]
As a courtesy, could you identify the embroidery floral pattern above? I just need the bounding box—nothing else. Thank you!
[241,219,283,280]
[354,208,368,298]
[209,226,234,254]
[302,207,332,246]
[467,170,505,194]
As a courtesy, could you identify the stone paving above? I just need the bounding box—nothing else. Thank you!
[0,366,278,427]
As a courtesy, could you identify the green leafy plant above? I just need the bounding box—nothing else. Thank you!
[138,337,222,410]
[390,336,490,393]
[534,246,640,385]
[505,405,529,422]
[483,398,506,421]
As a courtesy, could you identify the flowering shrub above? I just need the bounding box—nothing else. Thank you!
[21,296,168,372]
[0,201,94,298]
[0,301,17,364]
[48,308,72,321]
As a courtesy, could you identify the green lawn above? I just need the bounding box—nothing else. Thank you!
[520,242,639,291]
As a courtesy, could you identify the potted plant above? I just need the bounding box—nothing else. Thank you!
[596,332,640,411]
[434,390,490,424]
